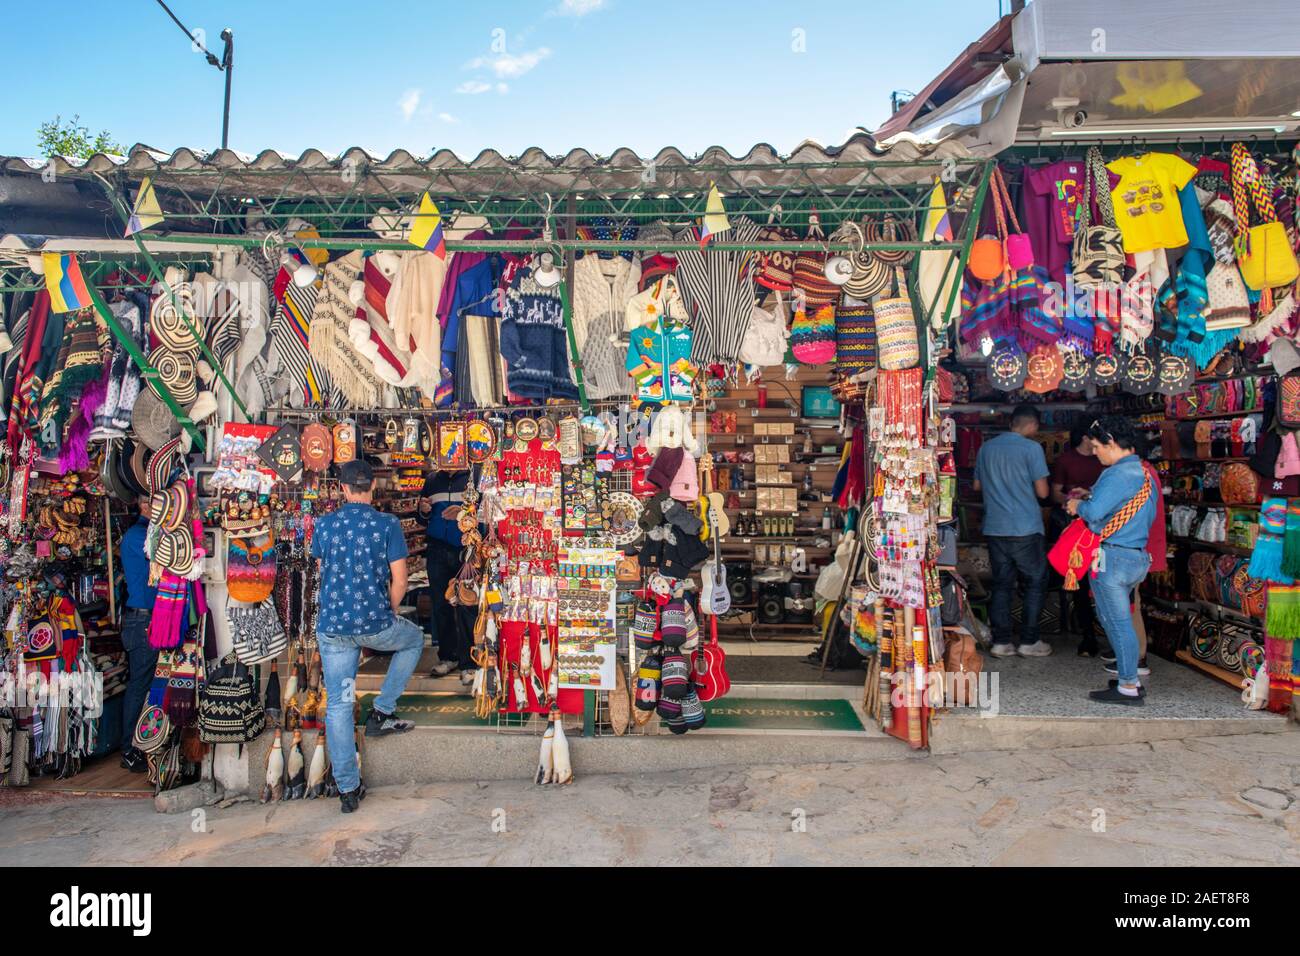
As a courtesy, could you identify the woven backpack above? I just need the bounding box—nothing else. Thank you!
[197,654,267,744]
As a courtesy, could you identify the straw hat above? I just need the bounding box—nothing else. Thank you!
[148,436,185,495]
[131,389,182,451]
[149,346,198,405]
[150,282,201,352]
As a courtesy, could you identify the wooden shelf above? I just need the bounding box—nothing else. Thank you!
[1175,648,1245,690]
[1172,409,1266,421]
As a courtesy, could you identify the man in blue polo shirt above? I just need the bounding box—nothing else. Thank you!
[312,460,422,813]
[974,404,1052,658]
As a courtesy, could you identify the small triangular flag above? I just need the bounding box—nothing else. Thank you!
[408,192,447,259]
[699,182,730,249]
[124,176,164,237]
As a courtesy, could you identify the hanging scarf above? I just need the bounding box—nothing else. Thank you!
[1163,185,1240,367]
[7,292,54,455]
[1247,498,1293,585]
[37,307,105,450]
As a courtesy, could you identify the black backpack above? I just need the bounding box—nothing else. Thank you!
[197,654,266,744]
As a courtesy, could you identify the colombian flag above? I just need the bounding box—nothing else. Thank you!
[43,253,92,313]
[698,182,729,249]
[408,192,446,259]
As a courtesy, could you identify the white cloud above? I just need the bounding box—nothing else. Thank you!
[456,80,492,95]
[398,88,421,121]
[496,83,509,95]
[438,112,459,124]
[554,0,606,15]
[466,47,551,80]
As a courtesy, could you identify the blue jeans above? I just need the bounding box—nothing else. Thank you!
[1091,545,1150,686]
[987,534,1048,646]
[318,616,424,794]
[119,608,158,754]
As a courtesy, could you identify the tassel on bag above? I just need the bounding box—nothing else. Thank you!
[283,729,306,800]
[261,734,284,803]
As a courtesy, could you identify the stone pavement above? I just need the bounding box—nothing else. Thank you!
[0,731,1297,866]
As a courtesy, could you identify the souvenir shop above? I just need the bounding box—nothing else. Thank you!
[1,121,1294,790]
[0,137,999,790]
[940,136,1300,727]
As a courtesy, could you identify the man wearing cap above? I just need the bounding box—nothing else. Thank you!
[312,459,421,813]
[118,495,159,772]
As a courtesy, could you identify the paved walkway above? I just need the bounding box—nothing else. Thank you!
[0,732,1297,866]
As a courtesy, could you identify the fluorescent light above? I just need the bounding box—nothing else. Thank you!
[1050,124,1288,137]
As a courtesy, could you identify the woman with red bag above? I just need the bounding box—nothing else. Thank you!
[1064,417,1158,706]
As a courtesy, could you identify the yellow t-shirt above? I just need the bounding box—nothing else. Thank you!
[1107,152,1196,252]
[1106,153,1198,253]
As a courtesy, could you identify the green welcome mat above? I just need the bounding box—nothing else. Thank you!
[357,692,489,728]
[701,697,865,733]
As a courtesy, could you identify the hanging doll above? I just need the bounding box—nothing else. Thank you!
[283,729,307,800]
[261,733,284,803]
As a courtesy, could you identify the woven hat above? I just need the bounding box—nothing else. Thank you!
[150,484,188,532]
[121,438,151,496]
[154,528,195,576]
[150,283,201,352]
[131,389,182,451]
[149,436,185,495]
[149,346,198,405]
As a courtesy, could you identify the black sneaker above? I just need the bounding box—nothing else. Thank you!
[1088,686,1145,706]
[364,708,415,737]
[119,749,148,773]
[340,789,362,813]
[1103,657,1151,677]
[1107,679,1146,696]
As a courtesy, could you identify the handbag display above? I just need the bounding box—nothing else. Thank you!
[1072,146,1124,290]
[1219,462,1261,505]
[197,653,268,744]
[790,304,837,365]
[227,600,288,665]
[1048,470,1155,589]
[872,267,920,371]
[1230,142,1300,291]
[791,214,840,309]
[1277,373,1300,428]
[942,631,982,706]
[738,292,790,367]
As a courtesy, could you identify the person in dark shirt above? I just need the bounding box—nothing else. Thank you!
[1049,421,1105,656]
[118,496,159,772]
[418,469,475,681]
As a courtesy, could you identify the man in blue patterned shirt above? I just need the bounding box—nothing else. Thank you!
[311,460,421,813]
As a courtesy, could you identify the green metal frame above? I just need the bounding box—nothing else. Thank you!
[3,154,996,425]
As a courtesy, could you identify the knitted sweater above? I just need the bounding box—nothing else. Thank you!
[499,270,578,402]
[571,253,641,356]
[580,311,630,400]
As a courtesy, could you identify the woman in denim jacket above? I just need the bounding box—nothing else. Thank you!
[1065,416,1157,705]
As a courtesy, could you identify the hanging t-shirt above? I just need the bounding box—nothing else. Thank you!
[1106,153,1198,253]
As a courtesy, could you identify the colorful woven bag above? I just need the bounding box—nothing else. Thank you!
[791,305,837,365]
[227,530,277,604]
[834,304,876,373]
[872,268,920,371]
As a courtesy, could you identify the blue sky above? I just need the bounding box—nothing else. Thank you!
[1,0,1002,159]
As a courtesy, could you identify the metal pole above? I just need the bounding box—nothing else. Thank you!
[220,30,233,150]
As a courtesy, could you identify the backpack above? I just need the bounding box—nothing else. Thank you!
[198,653,267,744]
[739,293,789,367]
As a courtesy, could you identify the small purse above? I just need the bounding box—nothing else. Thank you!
[1231,142,1300,291]
[1048,471,1155,588]
[1072,147,1124,290]
[1219,462,1261,505]
[872,268,920,371]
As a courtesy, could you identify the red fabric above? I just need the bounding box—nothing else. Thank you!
[1052,446,1104,492]
[1142,461,1168,572]
[837,426,866,508]
[7,291,50,455]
